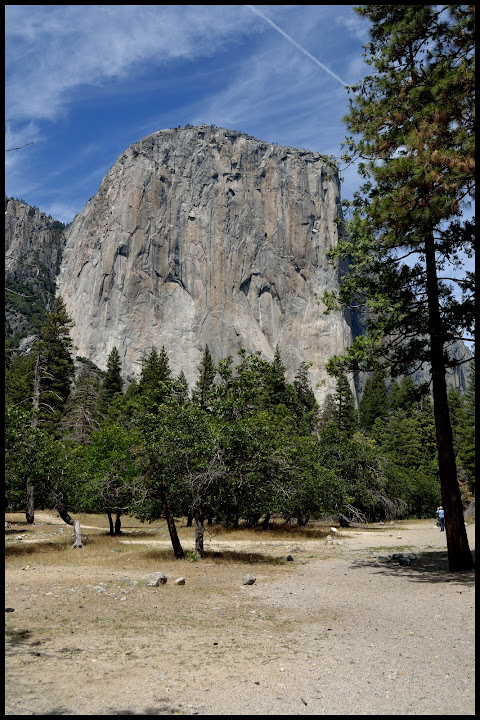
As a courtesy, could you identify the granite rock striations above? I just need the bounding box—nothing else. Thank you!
[5,196,65,347]
[56,125,354,402]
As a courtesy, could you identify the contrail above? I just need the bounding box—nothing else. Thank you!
[246,5,348,87]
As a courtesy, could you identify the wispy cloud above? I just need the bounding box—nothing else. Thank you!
[5,5,259,123]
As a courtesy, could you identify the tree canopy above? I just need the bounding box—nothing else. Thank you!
[324,4,474,570]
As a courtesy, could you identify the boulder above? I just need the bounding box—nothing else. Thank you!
[145,572,167,586]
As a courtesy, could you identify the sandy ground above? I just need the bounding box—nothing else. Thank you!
[5,514,475,716]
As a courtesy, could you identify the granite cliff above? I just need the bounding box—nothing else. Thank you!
[56,125,355,403]
[5,196,65,349]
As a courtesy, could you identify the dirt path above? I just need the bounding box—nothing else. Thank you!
[5,518,475,715]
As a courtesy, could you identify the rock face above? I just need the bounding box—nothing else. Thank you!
[57,125,354,402]
[5,196,65,343]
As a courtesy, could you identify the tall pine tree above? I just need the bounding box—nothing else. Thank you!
[192,345,216,410]
[358,369,388,431]
[334,371,358,435]
[35,296,75,434]
[138,346,172,410]
[99,346,124,414]
[325,5,474,570]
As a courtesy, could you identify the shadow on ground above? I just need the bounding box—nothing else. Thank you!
[350,549,475,586]
[27,704,187,715]
[141,547,286,564]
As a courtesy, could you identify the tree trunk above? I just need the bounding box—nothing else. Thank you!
[261,513,271,530]
[425,234,474,571]
[71,520,83,548]
[107,511,114,535]
[26,483,35,525]
[54,497,83,548]
[31,355,41,429]
[195,514,205,557]
[162,485,185,559]
[114,512,122,535]
[186,512,193,527]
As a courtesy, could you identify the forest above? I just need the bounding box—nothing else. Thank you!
[4,296,475,558]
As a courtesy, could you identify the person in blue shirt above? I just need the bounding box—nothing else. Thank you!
[437,506,445,531]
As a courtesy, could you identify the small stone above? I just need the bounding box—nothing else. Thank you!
[397,535,402,539]
[242,574,256,585]
[174,577,186,585]
[5,608,15,612]
[145,572,167,586]
[286,555,294,561]
[399,557,411,565]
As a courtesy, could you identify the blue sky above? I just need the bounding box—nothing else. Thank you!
[5,5,371,224]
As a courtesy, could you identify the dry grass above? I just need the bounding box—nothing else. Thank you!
[5,511,332,572]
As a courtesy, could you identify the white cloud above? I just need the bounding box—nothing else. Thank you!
[336,10,370,44]
[5,5,260,123]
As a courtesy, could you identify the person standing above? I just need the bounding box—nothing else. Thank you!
[437,506,445,531]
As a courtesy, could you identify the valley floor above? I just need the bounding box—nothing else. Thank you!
[5,515,475,715]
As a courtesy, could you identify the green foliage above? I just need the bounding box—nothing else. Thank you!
[358,369,388,431]
[325,5,474,377]
[138,346,173,412]
[5,404,77,512]
[323,4,474,569]
[192,345,216,410]
[333,371,358,434]
[6,335,457,531]
[75,424,143,516]
[319,425,407,521]
[61,361,102,444]
[98,347,124,413]
[371,395,440,517]
[5,352,36,407]
[36,296,76,433]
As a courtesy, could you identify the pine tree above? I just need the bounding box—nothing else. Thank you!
[334,371,358,435]
[358,369,388,431]
[99,347,124,413]
[5,352,36,407]
[138,346,172,410]
[325,5,474,570]
[61,361,102,444]
[319,393,337,430]
[293,361,319,429]
[192,345,216,410]
[103,347,124,397]
[35,296,75,433]
[173,371,190,405]
[388,376,423,413]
